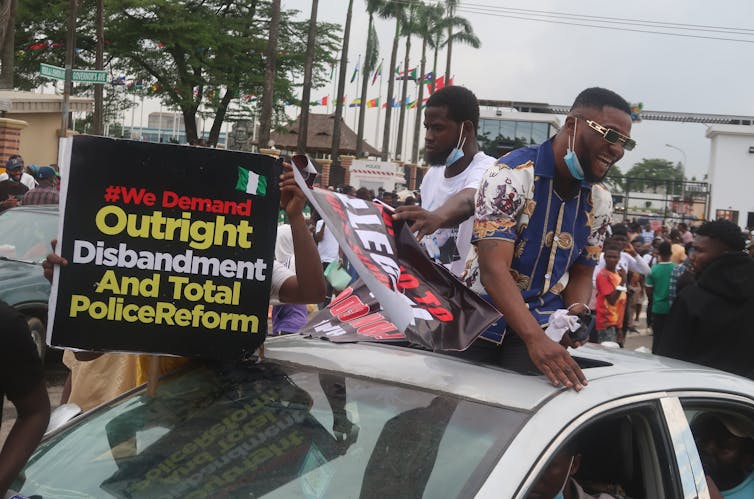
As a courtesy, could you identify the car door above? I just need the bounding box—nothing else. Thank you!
[671,392,754,499]
[486,394,689,499]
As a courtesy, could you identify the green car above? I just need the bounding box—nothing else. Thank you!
[0,204,58,361]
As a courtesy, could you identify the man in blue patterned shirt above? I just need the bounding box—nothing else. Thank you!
[463,88,634,390]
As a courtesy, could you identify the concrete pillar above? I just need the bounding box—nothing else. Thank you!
[0,118,28,172]
[408,163,418,191]
[318,158,333,188]
[340,155,355,187]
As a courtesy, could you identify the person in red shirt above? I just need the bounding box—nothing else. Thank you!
[595,241,627,343]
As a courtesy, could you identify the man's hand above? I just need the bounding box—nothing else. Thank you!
[42,239,67,283]
[0,197,19,210]
[623,240,638,256]
[392,205,443,240]
[279,162,306,218]
[526,334,587,391]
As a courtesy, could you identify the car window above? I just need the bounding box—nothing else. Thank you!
[524,403,683,499]
[681,399,754,499]
[14,361,527,498]
[0,208,58,263]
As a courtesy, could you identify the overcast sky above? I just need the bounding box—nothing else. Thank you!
[280,0,754,180]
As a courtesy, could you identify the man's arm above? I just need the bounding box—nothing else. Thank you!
[277,164,327,304]
[393,187,476,239]
[477,239,587,390]
[562,263,596,310]
[623,244,651,275]
[0,381,50,494]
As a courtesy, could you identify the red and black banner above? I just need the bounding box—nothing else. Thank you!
[294,180,500,351]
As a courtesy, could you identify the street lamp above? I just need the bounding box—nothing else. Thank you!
[665,143,687,170]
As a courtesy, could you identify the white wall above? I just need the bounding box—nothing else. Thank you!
[706,125,754,229]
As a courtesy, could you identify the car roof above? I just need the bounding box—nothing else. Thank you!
[5,204,58,215]
[265,335,754,412]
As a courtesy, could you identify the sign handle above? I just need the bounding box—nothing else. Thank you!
[146,355,161,397]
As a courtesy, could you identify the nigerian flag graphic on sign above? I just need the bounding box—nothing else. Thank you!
[236,167,267,196]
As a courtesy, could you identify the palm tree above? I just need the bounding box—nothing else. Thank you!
[258,0,282,150]
[442,6,480,83]
[356,0,383,157]
[330,0,354,174]
[378,0,407,161]
[297,0,319,154]
[443,0,458,82]
[394,0,419,162]
[411,3,444,164]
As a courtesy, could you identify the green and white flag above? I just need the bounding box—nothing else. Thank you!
[236,167,267,196]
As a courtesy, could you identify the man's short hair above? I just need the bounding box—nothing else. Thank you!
[570,87,632,116]
[658,241,672,258]
[697,219,746,252]
[425,85,480,131]
[611,223,628,237]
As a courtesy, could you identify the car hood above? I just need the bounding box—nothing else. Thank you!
[0,259,50,304]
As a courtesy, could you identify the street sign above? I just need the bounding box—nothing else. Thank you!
[39,63,108,84]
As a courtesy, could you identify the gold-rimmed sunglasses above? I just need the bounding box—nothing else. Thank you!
[585,119,636,151]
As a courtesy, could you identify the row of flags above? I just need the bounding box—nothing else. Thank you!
[310,96,429,109]
[336,58,452,88]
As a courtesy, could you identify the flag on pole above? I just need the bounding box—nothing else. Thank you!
[321,95,329,106]
[367,97,380,108]
[428,75,452,94]
[349,98,362,108]
[329,62,335,81]
[396,67,418,80]
[422,72,434,85]
[371,59,383,86]
[236,168,267,196]
[350,56,361,83]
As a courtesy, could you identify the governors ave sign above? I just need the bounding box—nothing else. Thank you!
[40,63,108,84]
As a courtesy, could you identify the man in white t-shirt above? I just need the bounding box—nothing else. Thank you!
[0,155,38,190]
[394,86,495,277]
[315,217,340,306]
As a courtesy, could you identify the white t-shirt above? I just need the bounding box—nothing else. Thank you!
[420,151,496,276]
[269,260,296,305]
[315,219,339,263]
[0,172,38,190]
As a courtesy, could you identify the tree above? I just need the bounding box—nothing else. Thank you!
[394,0,419,162]
[0,0,16,88]
[443,0,457,82]
[13,0,340,146]
[297,0,319,154]
[625,158,685,194]
[258,0,281,150]
[603,163,625,192]
[411,2,443,164]
[441,11,480,82]
[355,0,383,158]
[378,0,407,161]
[331,0,354,174]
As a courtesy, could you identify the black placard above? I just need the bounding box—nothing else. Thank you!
[48,136,280,359]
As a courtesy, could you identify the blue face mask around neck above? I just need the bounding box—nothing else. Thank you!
[563,118,584,181]
[445,125,467,168]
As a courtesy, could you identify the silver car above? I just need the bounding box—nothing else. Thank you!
[12,335,754,498]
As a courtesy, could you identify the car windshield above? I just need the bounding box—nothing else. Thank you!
[15,361,527,498]
[0,208,57,263]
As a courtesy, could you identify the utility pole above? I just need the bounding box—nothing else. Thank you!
[258,0,281,150]
[60,0,78,137]
[93,0,104,135]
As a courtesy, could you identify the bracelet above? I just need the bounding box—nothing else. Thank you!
[567,303,591,314]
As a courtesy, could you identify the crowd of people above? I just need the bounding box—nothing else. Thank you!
[2,84,754,497]
[0,155,61,213]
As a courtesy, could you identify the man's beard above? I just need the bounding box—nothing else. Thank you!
[425,147,453,167]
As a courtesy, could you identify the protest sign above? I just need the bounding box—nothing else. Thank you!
[48,136,280,359]
[292,167,414,332]
[291,169,501,351]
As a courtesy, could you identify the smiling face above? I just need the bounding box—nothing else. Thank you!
[6,167,23,182]
[566,106,633,182]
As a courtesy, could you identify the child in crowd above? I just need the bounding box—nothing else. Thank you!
[595,241,627,344]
